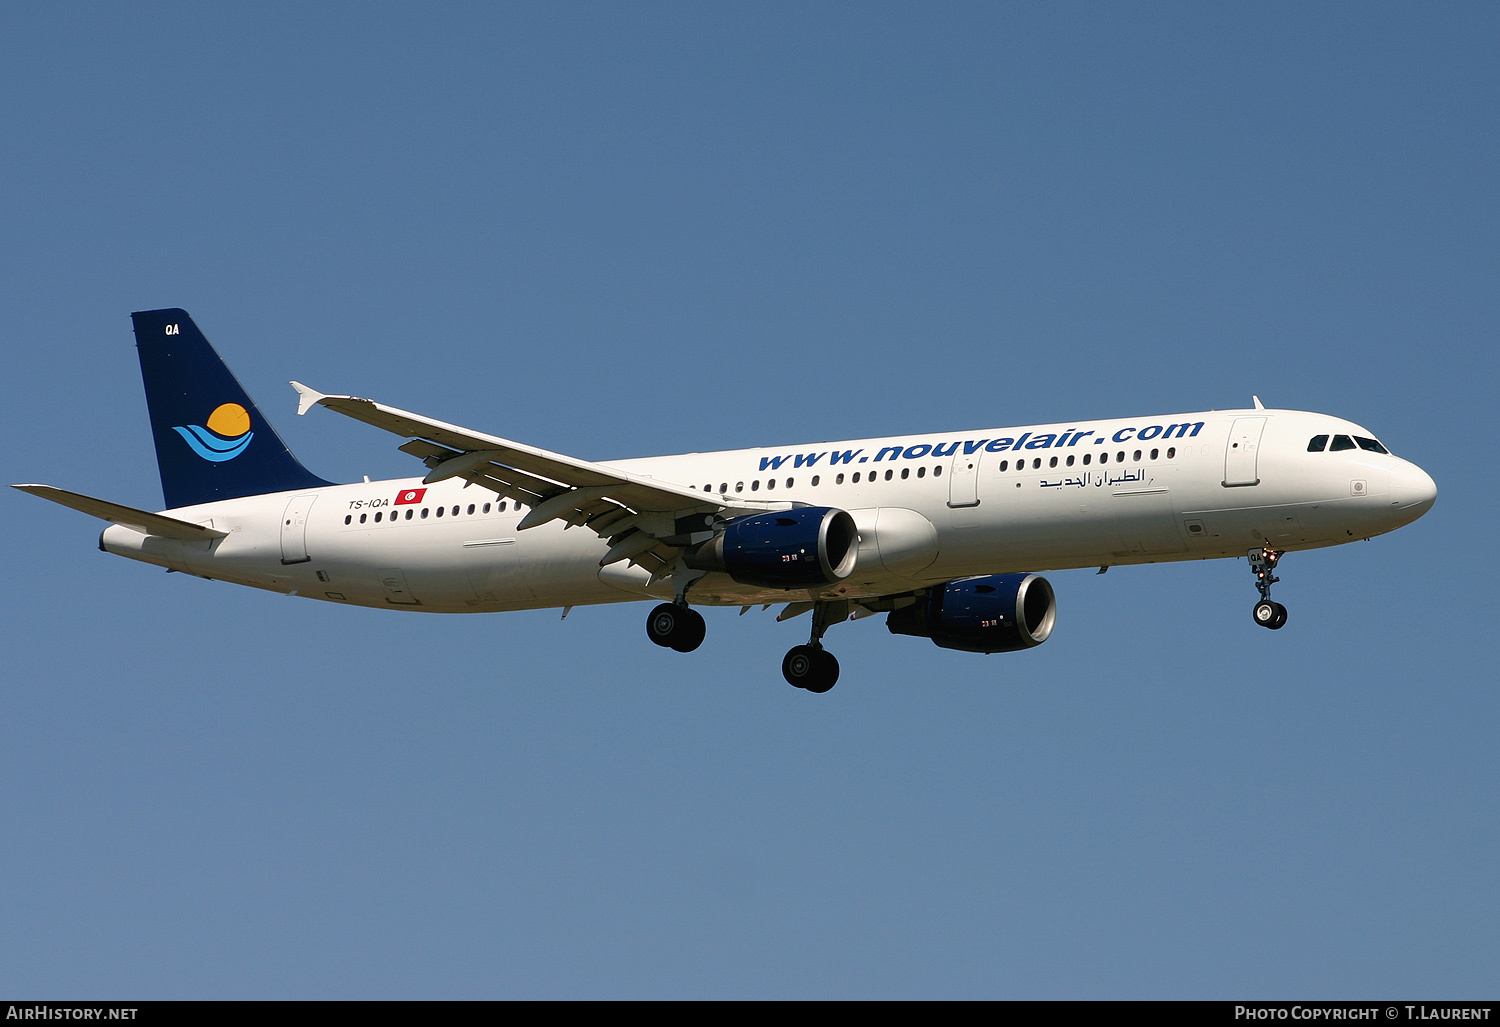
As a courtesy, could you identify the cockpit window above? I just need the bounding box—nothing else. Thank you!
[1329,434,1356,452]
[1307,434,1329,452]
[1355,436,1389,454]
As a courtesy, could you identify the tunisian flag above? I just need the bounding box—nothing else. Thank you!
[394,488,427,505]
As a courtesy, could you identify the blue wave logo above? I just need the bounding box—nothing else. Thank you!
[173,403,254,462]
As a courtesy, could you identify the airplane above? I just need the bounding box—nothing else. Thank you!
[14,309,1437,693]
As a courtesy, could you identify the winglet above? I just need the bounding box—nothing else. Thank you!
[1252,395,1265,410]
[290,381,327,416]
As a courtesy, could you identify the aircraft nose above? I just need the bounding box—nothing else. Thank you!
[1389,460,1437,517]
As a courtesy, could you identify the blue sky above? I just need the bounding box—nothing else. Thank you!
[3,2,1496,998]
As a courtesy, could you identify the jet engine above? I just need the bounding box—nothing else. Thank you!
[886,573,1056,654]
[685,506,859,590]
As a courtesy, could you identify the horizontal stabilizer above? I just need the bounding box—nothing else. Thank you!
[12,484,228,541]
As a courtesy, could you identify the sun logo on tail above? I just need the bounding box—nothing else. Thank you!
[172,403,255,462]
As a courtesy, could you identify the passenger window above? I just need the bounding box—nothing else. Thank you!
[1083,453,1091,465]
[852,472,861,483]
[436,506,444,517]
[1330,434,1356,452]
[900,468,909,479]
[766,479,775,490]
[499,502,507,512]
[344,515,351,525]
[933,466,942,477]
[1355,436,1389,454]
[835,473,844,484]
[786,478,794,488]
[1049,456,1057,468]
[917,466,926,478]
[422,508,430,518]
[884,470,893,481]
[1000,460,1008,472]
[467,504,475,515]
[374,511,382,522]
[405,509,414,520]
[1099,452,1108,464]
[735,482,744,492]
[809,476,817,486]
[1066,455,1075,466]
[1307,435,1329,452]
[1133,450,1141,462]
[1117,452,1125,462]
[482,503,490,514]
[1167,447,1176,458]
[751,480,760,491]
[360,513,367,523]
[719,484,727,494]
[1150,449,1158,460]
[1032,458,1041,469]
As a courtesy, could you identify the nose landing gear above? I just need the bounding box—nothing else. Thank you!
[1248,547,1287,630]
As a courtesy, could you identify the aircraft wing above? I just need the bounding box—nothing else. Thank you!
[12,484,228,541]
[292,383,731,576]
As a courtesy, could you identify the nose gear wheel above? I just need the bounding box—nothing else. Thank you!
[1253,598,1288,629]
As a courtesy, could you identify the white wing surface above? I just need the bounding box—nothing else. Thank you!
[292,383,731,576]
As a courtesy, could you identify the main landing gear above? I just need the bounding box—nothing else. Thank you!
[645,602,705,652]
[782,646,838,693]
[781,600,847,693]
[644,593,846,694]
[1248,547,1288,630]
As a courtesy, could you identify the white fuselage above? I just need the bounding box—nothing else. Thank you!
[100,407,1436,613]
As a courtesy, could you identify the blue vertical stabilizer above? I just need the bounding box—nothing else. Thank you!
[131,308,335,509]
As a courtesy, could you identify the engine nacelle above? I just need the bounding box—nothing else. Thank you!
[685,506,859,590]
[886,573,1056,654]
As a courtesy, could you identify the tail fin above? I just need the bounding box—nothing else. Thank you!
[131,308,334,508]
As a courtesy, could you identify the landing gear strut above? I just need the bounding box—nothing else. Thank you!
[782,600,847,692]
[646,602,705,652]
[1248,547,1288,630]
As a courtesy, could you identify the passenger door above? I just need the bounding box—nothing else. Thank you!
[1223,418,1266,487]
[279,494,318,564]
[948,449,982,507]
